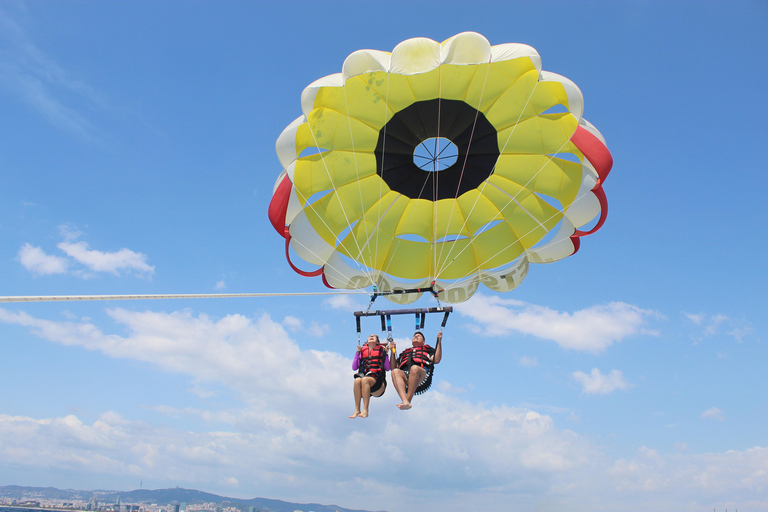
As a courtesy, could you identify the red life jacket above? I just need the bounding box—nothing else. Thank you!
[360,344,386,375]
[398,345,433,370]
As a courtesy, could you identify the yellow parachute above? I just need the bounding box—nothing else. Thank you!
[268,32,612,304]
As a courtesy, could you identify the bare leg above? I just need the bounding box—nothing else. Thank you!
[391,368,412,410]
[405,366,426,406]
[349,379,362,418]
[360,376,376,418]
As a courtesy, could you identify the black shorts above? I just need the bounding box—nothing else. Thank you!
[401,365,433,395]
[354,370,387,395]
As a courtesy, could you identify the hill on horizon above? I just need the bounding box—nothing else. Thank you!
[0,485,385,512]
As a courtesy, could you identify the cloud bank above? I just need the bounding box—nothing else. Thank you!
[0,306,765,512]
[460,295,654,352]
[572,368,632,395]
[17,227,154,278]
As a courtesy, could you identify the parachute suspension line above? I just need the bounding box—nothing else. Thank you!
[303,118,376,285]
[376,68,441,284]
[0,290,371,304]
[435,135,577,285]
[343,77,376,276]
[432,63,443,289]
[372,69,394,288]
[434,58,492,281]
[286,162,370,280]
[351,194,400,262]
[434,135,609,297]
[284,231,374,284]
[377,163,435,284]
[434,76,542,279]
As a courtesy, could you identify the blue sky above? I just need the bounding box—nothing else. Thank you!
[1,1,766,511]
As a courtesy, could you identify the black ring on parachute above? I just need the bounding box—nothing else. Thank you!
[374,99,500,201]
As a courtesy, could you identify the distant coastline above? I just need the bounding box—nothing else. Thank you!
[1,507,88,512]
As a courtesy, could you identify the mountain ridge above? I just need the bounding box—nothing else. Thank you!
[0,485,385,512]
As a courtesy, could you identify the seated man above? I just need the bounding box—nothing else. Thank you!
[389,331,442,410]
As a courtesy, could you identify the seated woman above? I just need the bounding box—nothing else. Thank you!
[350,334,391,418]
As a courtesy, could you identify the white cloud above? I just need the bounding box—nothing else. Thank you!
[282,315,328,337]
[0,307,767,511]
[572,368,632,395]
[322,293,363,311]
[58,241,154,276]
[0,308,343,407]
[215,280,226,290]
[701,407,724,421]
[282,315,303,332]
[684,312,705,325]
[17,243,69,275]
[17,227,155,279]
[609,445,768,498]
[519,355,539,368]
[461,295,653,352]
[683,312,753,344]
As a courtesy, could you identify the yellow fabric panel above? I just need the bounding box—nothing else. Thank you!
[361,191,406,231]
[456,188,505,235]
[493,154,582,206]
[482,70,541,129]
[293,151,377,199]
[359,194,411,270]
[405,67,442,102]
[301,199,345,246]
[361,71,417,113]
[489,56,538,86]
[381,238,433,279]
[432,199,471,239]
[337,218,394,271]
[470,223,526,270]
[322,174,387,224]
[297,109,379,153]
[334,192,405,271]
[481,176,562,249]
[432,238,479,280]
[495,113,579,155]
[433,64,480,103]
[393,199,469,240]
[394,199,434,238]
[528,80,571,115]
[303,176,385,246]
[474,58,538,112]
[312,75,395,130]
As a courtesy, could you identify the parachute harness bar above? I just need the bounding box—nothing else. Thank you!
[364,281,442,314]
[354,306,452,336]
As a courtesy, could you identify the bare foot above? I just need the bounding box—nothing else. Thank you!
[349,411,360,418]
[396,403,412,410]
[359,410,368,418]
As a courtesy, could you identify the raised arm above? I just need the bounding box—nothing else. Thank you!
[432,331,443,364]
[388,341,398,370]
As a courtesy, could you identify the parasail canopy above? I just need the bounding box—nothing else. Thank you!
[268,32,613,304]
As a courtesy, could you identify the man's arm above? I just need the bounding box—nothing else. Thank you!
[433,332,442,364]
